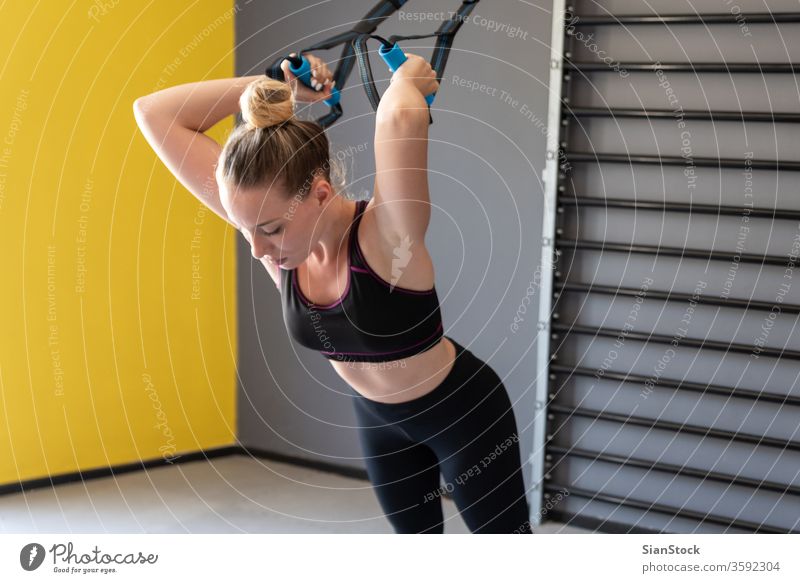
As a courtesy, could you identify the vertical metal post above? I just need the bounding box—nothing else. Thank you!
[529,0,566,526]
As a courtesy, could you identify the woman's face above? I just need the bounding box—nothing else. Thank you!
[220,178,329,270]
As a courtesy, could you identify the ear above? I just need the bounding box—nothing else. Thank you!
[311,177,333,207]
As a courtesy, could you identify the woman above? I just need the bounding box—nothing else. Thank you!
[133,52,532,534]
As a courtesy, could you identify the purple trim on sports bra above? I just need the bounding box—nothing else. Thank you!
[321,321,444,357]
[292,268,350,310]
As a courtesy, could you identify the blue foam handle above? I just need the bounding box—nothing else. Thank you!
[378,43,436,106]
[288,55,340,107]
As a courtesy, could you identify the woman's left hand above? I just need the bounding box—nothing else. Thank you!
[280,52,335,103]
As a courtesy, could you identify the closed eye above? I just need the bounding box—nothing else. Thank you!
[261,226,282,236]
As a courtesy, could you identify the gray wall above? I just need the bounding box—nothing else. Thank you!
[234,0,553,505]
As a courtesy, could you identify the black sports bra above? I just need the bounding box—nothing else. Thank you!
[280,199,444,363]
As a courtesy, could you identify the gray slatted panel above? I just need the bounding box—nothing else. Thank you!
[543,0,800,533]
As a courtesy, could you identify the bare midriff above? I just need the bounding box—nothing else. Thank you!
[329,335,456,404]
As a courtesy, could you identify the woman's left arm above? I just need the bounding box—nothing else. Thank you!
[372,61,438,245]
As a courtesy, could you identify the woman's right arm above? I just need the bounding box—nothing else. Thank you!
[132,75,263,229]
[133,75,288,289]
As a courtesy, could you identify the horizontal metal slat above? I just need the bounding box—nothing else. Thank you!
[546,445,800,496]
[558,196,800,220]
[543,483,794,533]
[564,151,800,170]
[557,237,793,266]
[549,362,800,406]
[565,62,799,73]
[566,12,800,26]
[565,107,800,123]
[552,322,800,360]
[554,281,800,316]
[548,403,800,451]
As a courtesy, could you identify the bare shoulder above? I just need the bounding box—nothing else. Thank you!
[358,196,435,291]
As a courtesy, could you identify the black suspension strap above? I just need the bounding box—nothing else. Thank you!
[264,0,405,127]
[352,0,480,123]
[264,0,480,127]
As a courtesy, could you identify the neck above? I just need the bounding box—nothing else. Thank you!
[308,194,355,266]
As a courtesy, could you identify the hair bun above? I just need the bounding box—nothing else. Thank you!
[240,76,295,130]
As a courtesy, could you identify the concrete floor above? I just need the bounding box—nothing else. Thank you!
[0,456,589,533]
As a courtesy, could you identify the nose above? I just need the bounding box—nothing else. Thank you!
[251,239,267,260]
[250,233,277,261]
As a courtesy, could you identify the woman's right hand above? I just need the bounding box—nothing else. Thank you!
[389,53,439,98]
[280,52,335,103]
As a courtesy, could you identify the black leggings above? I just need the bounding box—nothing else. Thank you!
[352,337,533,533]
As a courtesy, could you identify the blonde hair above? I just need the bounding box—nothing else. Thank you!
[239,75,295,130]
[218,76,347,198]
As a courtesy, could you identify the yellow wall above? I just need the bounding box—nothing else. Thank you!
[0,1,238,485]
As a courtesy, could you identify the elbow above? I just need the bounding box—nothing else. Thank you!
[133,96,166,125]
[376,81,429,127]
[133,97,153,123]
[375,104,428,133]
